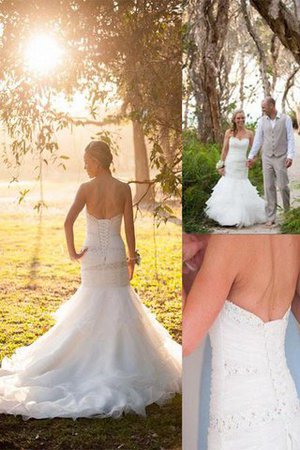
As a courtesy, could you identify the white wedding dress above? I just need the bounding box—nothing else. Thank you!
[208,300,300,449]
[205,137,266,226]
[0,212,181,419]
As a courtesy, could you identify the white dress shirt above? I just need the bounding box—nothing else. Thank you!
[248,112,295,160]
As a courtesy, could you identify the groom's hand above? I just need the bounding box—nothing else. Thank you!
[247,159,254,168]
[286,158,293,168]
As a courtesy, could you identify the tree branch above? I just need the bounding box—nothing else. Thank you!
[47,110,124,127]
[282,67,300,112]
[241,0,272,96]
[250,0,300,64]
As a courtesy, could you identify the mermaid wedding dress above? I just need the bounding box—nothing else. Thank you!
[207,300,300,450]
[0,212,181,419]
[205,137,266,226]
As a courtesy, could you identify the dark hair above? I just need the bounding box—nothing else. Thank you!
[85,141,113,170]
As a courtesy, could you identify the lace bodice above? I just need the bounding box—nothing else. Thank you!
[208,301,300,436]
[80,211,129,287]
[225,137,249,180]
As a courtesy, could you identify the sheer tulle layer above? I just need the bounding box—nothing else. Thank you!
[0,285,181,419]
[205,176,266,226]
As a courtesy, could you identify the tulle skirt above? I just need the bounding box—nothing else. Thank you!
[0,285,181,419]
[205,176,266,227]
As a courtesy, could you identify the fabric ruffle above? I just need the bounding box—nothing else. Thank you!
[0,285,181,419]
[205,176,266,227]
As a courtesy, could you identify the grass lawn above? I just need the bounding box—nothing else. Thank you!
[0,212,182,450]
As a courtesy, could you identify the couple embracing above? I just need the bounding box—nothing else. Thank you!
[206,97,295,228]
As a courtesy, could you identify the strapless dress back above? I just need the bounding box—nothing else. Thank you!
[208,300,300,449]
[81,213,129,287]
[0,211,181,419]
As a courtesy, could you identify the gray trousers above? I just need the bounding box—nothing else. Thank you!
[262,154,290,222]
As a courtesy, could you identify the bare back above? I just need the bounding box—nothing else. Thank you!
[84,176,128,219]
[183,235,300,355]
[224,236,300,321]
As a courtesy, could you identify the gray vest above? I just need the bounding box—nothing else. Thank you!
[261,114,288,157]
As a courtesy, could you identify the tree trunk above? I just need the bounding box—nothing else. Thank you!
[239,51,246,109]
[270,34,280,91]
[188,0,230,145]
[250,0,300,64]
[241,0,272,96]
[132,119,154,204]
[281,67,299,112]
[160,126,173,163]
[183,82,191,130]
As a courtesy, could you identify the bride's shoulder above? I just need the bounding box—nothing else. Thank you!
[202,236,243,276]
[208,235,252,261]
[111,178,132,196]
[79,180,94,192]
[245,128,254,136]
[224,129,233,138]
[76,181,90,194]
[112,177,129,189]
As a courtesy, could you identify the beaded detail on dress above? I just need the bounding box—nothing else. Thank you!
[223,300,290,328]
[210,401,300,434]
[208,300,300,447]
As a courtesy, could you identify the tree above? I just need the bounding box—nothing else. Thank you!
[187,0,230,144]
[250,0,300,64]
[0,0,181,215]
[185,0,300,146]
[241,0,272,96]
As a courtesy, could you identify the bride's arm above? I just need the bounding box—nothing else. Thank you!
[183,236,237,356]
[64,184,87,260]
[220,130,231,161]
[248,130,254,148]
[123,184,136,280]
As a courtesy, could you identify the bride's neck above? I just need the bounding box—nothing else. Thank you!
[236,126,245,134]
[95,169,112,179]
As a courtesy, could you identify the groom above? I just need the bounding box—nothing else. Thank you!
[247,97,295,226]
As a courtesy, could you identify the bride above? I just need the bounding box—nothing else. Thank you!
[183,235,300,449]
[0,140,181,419]
[205,110,266,227]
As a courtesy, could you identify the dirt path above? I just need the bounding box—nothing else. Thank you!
[211,132,300,234]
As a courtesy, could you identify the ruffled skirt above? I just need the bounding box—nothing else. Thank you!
[0,285,181,419]
[205,176,266,227]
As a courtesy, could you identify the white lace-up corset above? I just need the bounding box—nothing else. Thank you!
[80,212,129,287]
[208,300,300,435]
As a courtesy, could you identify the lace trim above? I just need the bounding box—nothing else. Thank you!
[209,401,300,434]
[223,301,290,328]
[81,260,127,271]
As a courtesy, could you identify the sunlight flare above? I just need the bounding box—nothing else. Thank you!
[24,34,63,75]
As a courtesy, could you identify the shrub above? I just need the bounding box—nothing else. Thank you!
[183,130,220,232]
[280,207,300,234]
